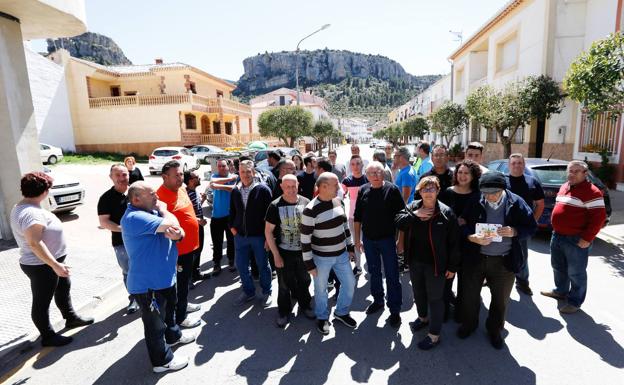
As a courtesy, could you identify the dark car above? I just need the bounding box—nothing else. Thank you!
[254,147,301,168]
[486,158,612,229]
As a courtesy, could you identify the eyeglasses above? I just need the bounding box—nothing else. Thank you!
[420,187,438,193]
[366,171,384,176]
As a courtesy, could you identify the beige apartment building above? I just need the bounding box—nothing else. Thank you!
[50,49,257,156]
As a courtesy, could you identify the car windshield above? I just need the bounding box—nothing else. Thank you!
[531,166,568,185]
[255,152,268,162]
[153,150,178,157]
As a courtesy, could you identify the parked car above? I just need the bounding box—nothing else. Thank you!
[43,166,85,213]
[190,145,225,164]
[486,158,612,229]
[369,140,378,148]
[254,147,301,169]
[40,143,64,165]
[148,147,199,175]
[375,140,388,150]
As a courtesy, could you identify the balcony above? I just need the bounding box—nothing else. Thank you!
[88,93,251,117]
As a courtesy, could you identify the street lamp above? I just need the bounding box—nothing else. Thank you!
[296,23,330,105]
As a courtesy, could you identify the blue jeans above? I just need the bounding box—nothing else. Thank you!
[134,285,182,367]
[234,235,272,296]
[515,239,530,283]
[362,235,402,314]
[312,252,356,320]
[113,245,129,289]
[550,233,590,308]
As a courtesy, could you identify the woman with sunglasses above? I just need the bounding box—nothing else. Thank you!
[395,176,460,350]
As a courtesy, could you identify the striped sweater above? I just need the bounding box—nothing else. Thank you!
[551,180,606,242]
[300,197,354,270]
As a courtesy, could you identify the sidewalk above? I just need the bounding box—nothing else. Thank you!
[598,189,624,245]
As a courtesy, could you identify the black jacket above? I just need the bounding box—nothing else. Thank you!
[461,190,537,273]
[228,182,273,236]
[395,199,461,276]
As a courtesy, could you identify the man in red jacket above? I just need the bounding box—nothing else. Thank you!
[541,160,606,314]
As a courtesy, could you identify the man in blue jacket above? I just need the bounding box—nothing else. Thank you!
[229,160,274,307]
[457,171,537,349]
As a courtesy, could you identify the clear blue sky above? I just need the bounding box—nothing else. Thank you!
[30,0,506,81]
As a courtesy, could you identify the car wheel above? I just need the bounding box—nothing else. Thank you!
[48,155,58,164]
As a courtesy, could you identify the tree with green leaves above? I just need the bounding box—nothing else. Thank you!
[402,116,430,143]
[522,74,565,157]
[429,102,469,147]
[564,32,624,118]
[257,106,313,147]
[308,119,341,156]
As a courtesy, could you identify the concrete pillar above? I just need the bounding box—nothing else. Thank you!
[0,13,43,239]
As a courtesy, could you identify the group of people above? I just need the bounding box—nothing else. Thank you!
[9,141,607,373]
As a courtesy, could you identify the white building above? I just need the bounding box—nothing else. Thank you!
[250,87,330,128]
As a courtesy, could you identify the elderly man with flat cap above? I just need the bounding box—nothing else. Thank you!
[457,171,537,350]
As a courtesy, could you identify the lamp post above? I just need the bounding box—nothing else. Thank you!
[296,24,330,105]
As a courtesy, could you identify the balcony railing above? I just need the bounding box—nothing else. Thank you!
[88,93,251,116]
[578,110,622,154]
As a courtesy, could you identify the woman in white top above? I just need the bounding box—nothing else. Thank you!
[10,172,93,347]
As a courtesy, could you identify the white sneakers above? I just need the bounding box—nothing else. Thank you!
[179,316,201,328]
[153,354,189,373]
[169,330,197,347]
[186,303,201,313]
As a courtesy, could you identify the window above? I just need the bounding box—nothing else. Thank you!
[486,128,498,143]
[185,114,197,130]
[279,96,286,106]
[110,86,120,97]
[513,126,524,144]
[216,90,224,98]
[496,32,518,73]
[470,120,481,141]
[124,91,137,96]
[455,67,465,92]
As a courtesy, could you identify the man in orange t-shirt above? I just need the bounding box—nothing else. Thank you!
[157,161,201,329]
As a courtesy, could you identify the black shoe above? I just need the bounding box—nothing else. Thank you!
[365,302,384,315]
[189,281,196,290]
[65,315,94,329]
[456,325,474,339]
[489,330,504,350]
[126,298,139,314]
[42,334,73,347]
[353,267,362,277]
[212,265,222,276]
[228,263,236,272]
[334,313,357,328]
[193,272,210,281]
[387,313,401,328]
[317,319,330,335]
[516,281,533,296]
[417,335,441,350]
[409,318,429,333]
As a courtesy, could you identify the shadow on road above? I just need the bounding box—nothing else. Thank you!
[563,311,624,369]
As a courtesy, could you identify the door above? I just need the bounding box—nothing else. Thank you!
[535,119,545,158]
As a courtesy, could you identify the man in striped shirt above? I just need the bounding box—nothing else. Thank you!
[541,161,606,314]
[301,172,357,334]
[184,170,209,283]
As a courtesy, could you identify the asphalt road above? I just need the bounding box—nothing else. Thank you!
[1,145,623,385]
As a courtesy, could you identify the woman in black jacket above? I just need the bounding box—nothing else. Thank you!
[395,176,461,350]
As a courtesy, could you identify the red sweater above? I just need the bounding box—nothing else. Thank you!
[551,180,606,242]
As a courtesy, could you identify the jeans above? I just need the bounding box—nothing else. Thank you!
[234,235,272,296]
[210,216,234,266]
[134,285,182,367]
[113,245,130,289]
[550,233,590,308]
[410,262,445,335]
[348,218,362,268]
[312,252,356,320]
[460,255,515,332]
[515,238,530,284]
[276,248,312,317]
[362,235,402,314]
[20,256,77,338]
[176,252,194,324]
[192,224,206,277]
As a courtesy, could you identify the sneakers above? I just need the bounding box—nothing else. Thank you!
[65,315,94,329]
[559,303,580,314]
[170,331,196,347]
[153,354,189,373]
[317,319,331,335]
[186,303,201,313]
[365,302,384,315]
[234,292,256,306]
[179,317,201,329]
[261,293,272,308]
[541,290,567,300]
[126,298,139,314]
[334,313,357,328]
[417,335,441,350]
[353,267,362,277]
[409,318,429,333]
[41,334,73,347]
[276,315,289,328]
[516,281,533,296]
[488,330,504,350]
[302,307,316,320]
[387,313,401,328]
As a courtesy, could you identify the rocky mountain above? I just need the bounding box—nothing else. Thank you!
[46,32,132,66]
[235,49,442,119]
